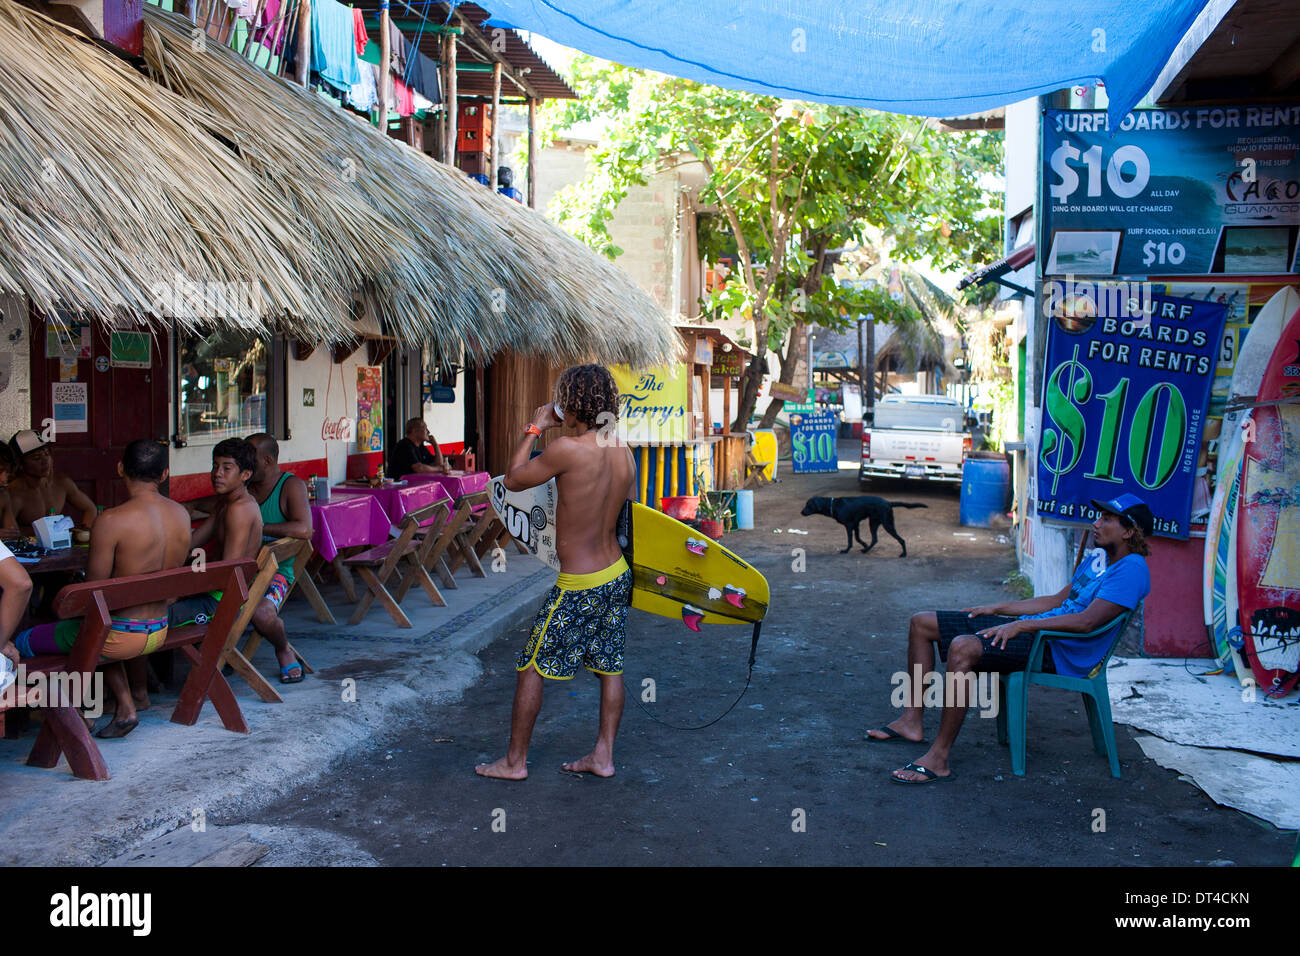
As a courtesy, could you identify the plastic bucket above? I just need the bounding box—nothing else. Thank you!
[734,489,754,530]
[660,495,699,520]
[959,457,1011,528]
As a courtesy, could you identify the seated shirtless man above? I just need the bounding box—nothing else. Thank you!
[13,440,191,737]
[169,438,263,630]
[865,494,1153,784]
[476,364,635,781]
[7,430,97,533]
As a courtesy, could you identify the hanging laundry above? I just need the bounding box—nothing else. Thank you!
[311,0,363,91]
[352,7,368,57]
[393,77,414,117]
[387,19,407,77]
[258,0,283,53]
[348,55,377,111]
[404,49,442,104]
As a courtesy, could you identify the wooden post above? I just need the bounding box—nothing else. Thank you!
[443,34,458,166]
[474,365,486,468]
[527,96,537,207]
[377,3,390,128]
[490,62,502,191]
[295,0,310,86]
[865,314,876,414]
[723,372,731,435]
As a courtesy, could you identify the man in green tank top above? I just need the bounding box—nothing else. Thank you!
[246,434,314,684]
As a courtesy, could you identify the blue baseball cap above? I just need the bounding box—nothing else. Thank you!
[1089,493,1154,536]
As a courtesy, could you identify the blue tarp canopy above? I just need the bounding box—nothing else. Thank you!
[480,0,1211,123]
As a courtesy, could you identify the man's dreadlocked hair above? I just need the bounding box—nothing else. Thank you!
[554,365,619,429]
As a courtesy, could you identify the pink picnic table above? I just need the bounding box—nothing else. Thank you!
[331,481,452,527]
[309,495,391,604]
[399,471,490,503]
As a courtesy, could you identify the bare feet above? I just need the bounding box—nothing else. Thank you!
[562,752,614,778]
[475,756,528,780]
[132,691,151,713]
[864,718,924,743]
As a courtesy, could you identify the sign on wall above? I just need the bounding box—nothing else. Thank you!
[356,366,383,453]
[1041,105,1300,276]
[611,365,688,444]
[790,411,840,474]
[51,382,87,433]
[1036,286,1228,538]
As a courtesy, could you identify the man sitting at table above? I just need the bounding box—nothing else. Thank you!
[391,418,448,479]
[7,430,97,533]
[13,440,191,737]
[0,443,20,538]
[169,438,266,660]
[243,432,311,684]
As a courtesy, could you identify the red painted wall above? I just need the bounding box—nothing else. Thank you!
[169,457,328,502]
[1141,535,1210,657]
[103,0,144,55]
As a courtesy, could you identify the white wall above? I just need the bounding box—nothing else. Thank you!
[0,296,32,442]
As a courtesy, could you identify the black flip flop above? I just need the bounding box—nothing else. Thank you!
[890,761,956,785]
[864,726,926,744]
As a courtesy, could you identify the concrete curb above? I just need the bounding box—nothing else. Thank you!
[0,563,553,866]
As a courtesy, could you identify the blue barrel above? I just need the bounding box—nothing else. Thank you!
[959,457,1010,528]
[735,489,754,530]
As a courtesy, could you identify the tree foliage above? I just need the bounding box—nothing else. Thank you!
[536,56,1003,428]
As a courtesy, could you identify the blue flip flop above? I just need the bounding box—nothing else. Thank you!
[279,661,304,684]
[890,762,955,785]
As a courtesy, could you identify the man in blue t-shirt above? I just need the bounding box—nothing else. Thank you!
[866,494,1153,784]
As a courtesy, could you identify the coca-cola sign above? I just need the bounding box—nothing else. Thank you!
[321,416,354,441]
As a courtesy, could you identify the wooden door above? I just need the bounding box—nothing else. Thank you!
[28,310,171,509]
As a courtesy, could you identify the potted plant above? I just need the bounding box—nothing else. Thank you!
[696,492,733,539]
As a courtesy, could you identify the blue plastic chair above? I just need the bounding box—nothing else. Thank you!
[995,606,1137,779]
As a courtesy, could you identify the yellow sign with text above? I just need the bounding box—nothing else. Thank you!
[611,365,688,445]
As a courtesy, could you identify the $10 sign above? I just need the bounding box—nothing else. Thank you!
[1049,141,1151,204]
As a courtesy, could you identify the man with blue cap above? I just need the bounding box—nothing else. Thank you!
[867,493,1152,784]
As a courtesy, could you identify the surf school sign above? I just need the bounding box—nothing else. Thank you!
[1041,106,1300,277]
[1036,286,1228,538]
[610,366,688,444]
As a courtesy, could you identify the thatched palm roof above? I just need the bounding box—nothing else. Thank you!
[141,5,678,366]
[0,0,331,334]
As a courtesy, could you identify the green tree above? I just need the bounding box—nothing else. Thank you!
[537,57,1002,429]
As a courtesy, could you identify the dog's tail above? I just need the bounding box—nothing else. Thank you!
[890,502,928,509]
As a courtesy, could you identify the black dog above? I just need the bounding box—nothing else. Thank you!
[801,495,927,556]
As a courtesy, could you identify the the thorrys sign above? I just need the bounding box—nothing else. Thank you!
[1036,286,1228,540]
[611,366,687,444]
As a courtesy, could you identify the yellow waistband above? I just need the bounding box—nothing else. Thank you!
[556,556,629,591]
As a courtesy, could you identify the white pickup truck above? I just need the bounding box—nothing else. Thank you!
[859,394,971,485]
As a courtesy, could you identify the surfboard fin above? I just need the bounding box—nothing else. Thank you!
[682,604,705,632]
[685,537,709,556]
[724,585,746,608]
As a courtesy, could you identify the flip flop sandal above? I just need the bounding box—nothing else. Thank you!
[890,762,956,785]
[279,662,305,685]
[864,726,926,744]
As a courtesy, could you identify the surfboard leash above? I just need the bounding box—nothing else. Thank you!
[628,621,762,731]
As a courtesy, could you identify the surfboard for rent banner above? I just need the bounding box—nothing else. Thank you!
[1036,286,1228,539]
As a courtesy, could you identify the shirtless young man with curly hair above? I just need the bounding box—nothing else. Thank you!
[476,365,636,781]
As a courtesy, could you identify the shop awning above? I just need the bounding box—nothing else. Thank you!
[0,1,328,336]
[480,0,1212,124]
[142,5,678,366]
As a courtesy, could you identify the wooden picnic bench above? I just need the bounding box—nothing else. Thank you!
[344,501,452,627]
[15,558,257,781]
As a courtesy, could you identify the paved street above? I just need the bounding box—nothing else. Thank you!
[244,452,1293,866]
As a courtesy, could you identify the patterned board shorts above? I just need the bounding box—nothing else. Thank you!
[264,572,291,612]
[934,610,1057,674]
[517,558,632,680]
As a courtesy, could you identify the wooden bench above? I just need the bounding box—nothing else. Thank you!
[18,559,257,781]
[343,502,450,627]
[219,537,319,705]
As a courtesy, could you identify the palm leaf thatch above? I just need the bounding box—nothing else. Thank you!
[0,0,340,336]
[876,268,955,376]
[142,5,680,367]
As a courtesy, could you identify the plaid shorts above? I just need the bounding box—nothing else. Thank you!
[517,559,632,680]
[934,610,1056,674]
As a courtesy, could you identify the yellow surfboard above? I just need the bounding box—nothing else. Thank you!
[618,501,770,630]
[490,476,770,631]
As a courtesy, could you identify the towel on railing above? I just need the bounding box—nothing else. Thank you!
[311,0,363,90]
